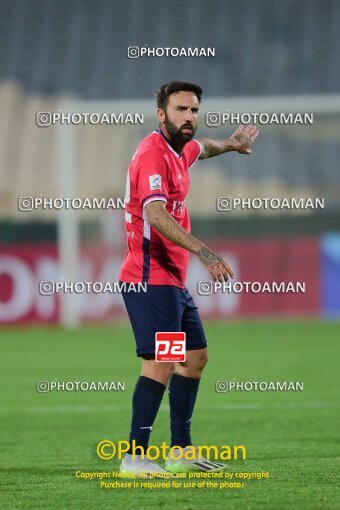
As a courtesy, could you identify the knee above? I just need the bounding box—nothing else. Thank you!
[195,349,208,370]
[159,362,176,379]
[155,362,176,385]
[142,360,176,385]
[182,349,208,372]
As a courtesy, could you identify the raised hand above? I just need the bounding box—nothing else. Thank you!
[229,124,259,154]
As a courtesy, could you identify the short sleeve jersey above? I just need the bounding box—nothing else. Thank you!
[119,130,202,288]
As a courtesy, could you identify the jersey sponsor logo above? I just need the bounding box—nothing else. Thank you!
[171,200,186,218]
[155,332,186,362]
[149,174,161,190]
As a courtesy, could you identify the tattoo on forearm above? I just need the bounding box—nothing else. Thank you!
[198,246,223,266]
[148,206,225,270]
[199,138,233,159]
[151,207,202,254]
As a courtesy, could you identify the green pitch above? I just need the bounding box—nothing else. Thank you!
[1,321,340,509]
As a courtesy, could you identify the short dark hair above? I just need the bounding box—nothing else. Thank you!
[155,81,203,110]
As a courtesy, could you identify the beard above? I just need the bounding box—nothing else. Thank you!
[163,113,197,145]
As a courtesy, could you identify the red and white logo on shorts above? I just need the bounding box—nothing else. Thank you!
[155,332,186,362]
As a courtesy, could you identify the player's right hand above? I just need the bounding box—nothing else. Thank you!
[198,246,234,283]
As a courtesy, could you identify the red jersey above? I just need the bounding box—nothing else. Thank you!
[119,130,202,288]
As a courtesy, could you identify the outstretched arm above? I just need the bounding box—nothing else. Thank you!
[198,124,259,159]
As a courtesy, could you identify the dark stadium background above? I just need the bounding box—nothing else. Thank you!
[0,2,340,510]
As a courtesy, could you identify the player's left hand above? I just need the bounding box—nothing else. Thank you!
[229,124,259,154]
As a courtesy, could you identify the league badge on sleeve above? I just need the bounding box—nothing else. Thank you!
[149,174,161,190]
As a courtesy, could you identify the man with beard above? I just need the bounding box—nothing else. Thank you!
[119,82,259,476]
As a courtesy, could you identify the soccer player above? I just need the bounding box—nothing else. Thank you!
[119,82,259,475]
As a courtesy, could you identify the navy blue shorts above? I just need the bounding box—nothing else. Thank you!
[121,284,208,358]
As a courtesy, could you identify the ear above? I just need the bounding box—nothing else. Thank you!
[157,108,165,124]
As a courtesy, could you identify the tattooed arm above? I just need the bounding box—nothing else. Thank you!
[199,124,259,159]
[145,201,234,282]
